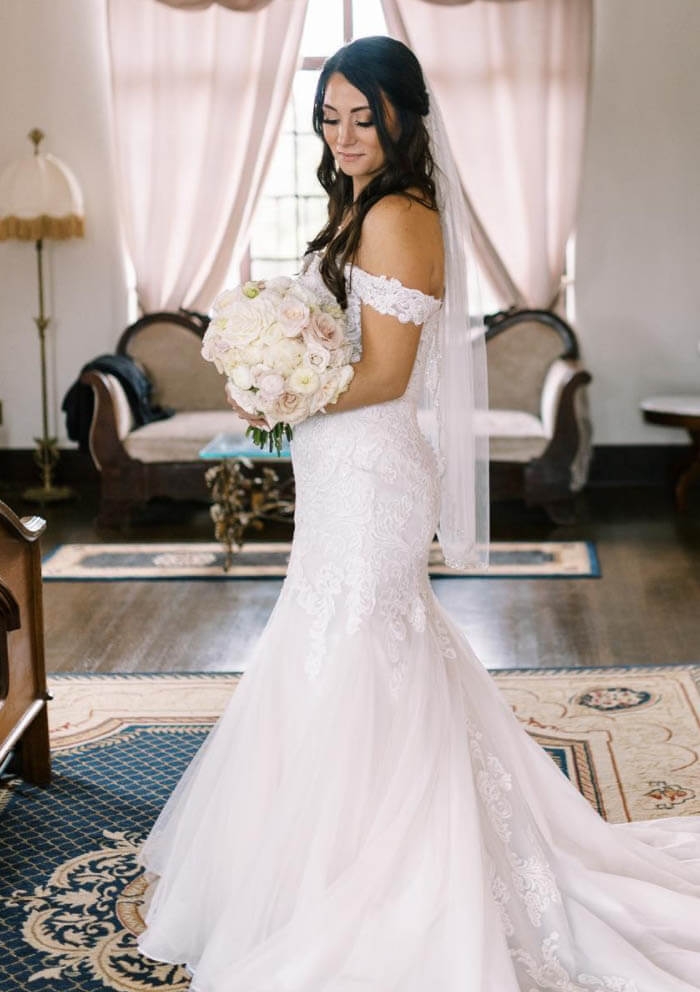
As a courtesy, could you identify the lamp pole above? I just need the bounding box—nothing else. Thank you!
[22,129,73,502]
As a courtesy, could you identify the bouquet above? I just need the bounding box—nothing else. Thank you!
[201,277,355,453]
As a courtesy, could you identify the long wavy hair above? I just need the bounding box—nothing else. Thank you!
[306,36,436,308]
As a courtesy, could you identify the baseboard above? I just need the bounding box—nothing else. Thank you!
[587,444,689,487]
[0,448,98,495]
[0,443,690,497]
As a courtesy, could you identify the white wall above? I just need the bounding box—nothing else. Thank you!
[576,0,700,444]
[0,0,128,449]
[0,0,697,448]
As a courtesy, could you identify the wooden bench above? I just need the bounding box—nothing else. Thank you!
[0,501,51,786]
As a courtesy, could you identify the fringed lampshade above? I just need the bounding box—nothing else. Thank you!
[0,129,85,501]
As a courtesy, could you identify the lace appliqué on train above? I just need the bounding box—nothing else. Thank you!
[511,933,640,992]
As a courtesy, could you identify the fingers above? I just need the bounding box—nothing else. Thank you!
[226,396,268,429]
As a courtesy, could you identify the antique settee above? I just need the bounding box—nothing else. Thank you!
[80,311,249,526]
[80,307,591,526]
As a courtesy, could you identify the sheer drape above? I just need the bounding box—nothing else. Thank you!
[382,0,593,309]
[108,0,307,312]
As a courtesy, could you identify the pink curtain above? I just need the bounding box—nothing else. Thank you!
[108,0,308,313]
[382,0,593,309]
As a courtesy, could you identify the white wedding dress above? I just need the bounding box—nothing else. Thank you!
[138,256,700,991]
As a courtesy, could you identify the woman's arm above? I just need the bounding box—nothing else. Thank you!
[327,194,443,414]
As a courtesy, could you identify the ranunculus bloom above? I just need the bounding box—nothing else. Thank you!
[288,366,320,396]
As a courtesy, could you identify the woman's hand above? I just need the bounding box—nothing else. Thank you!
[226,394,268,430]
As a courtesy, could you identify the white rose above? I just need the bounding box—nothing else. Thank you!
[264,276,294,294]
[268,338,305,376]
[201,330,232,371]
[268,390,310,427]
[288,366,320,396]
[225,380,258,415]
[278,298,310,338]
[218,297,278,346]
[240,343,266,366]
[311,366,355,412]
[257,371,285,399]
[231,365,253,390]
[302,344,330,372]
[212,281,263,316]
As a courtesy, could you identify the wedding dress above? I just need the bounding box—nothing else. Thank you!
[138,254,700,991]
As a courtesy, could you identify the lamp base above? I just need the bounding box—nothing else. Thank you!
[23,484,75,504]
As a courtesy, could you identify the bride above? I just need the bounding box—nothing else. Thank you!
[137,36,700,991]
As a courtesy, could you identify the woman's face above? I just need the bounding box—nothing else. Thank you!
[321,72,395,198]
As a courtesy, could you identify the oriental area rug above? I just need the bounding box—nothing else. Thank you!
[42,540,600,581]
[1,665,698,991]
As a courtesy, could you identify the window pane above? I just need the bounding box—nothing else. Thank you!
[296,133,323,196]
[301,0,343,58]
[352,0,387,39]
[293,69,320,130]
[249,196,298,261]
[263,134,296,198]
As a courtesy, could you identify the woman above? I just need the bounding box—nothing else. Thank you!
[138,37,700,990]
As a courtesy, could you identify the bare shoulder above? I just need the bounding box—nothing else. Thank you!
[356,193,444,299]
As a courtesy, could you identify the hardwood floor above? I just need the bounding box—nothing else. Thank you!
[4,480,699,675]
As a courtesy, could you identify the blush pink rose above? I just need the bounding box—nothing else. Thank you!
[303,311,344,350]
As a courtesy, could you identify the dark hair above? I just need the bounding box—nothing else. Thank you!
[306,36,436,308]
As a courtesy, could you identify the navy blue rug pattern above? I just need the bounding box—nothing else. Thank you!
[5,664,697,990]
[42,540,601,581]
[0,725,207,989]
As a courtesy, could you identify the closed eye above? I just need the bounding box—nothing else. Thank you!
[322,118,374,128]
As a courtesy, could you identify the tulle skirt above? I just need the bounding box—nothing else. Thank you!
[137,583,700,991]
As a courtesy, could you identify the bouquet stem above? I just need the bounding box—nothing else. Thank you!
[246,422,292,455]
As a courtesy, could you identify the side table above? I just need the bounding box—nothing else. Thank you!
[641,395,700,510]
[199,432,295,570]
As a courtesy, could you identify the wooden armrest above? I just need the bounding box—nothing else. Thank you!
[540,358,589,438]
[79,371,135,472]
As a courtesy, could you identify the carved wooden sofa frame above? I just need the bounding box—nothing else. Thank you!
[81,311,249,527]
[484,307,592,522]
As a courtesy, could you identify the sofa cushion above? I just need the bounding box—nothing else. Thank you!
[484,409,548,463]
[123,411,249,463]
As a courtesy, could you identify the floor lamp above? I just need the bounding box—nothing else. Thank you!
[0,128,85,501]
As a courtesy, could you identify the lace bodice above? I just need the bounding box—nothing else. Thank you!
[283,256,444,697]
[299,252,442,402]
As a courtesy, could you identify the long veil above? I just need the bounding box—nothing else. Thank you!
[420,93,490,569]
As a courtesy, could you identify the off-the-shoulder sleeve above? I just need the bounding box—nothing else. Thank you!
[349,266,443,326]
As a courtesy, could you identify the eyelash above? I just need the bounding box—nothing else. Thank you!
[322,118,374,129]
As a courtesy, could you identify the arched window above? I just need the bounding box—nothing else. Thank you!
[240,0,387,281]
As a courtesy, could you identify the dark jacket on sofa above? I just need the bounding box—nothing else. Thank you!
[62,354,173,452]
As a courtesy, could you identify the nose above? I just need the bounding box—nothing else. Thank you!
[336,120,356,149]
